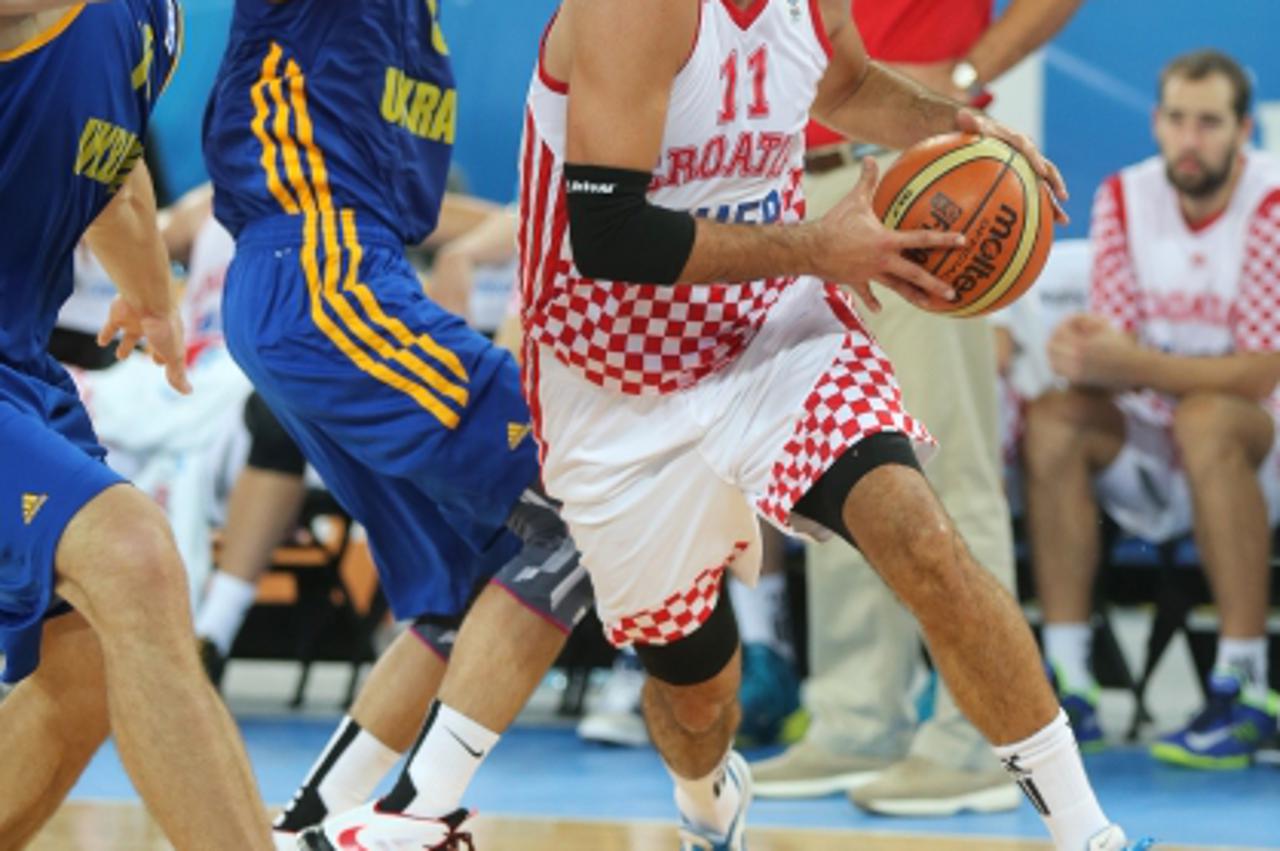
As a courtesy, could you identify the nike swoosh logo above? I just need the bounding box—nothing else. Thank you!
[337,826,371,851]
[446,726,486,759]
[1183,726,1237,751]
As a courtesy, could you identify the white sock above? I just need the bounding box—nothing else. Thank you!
[276,717,401,830]
[669,750,740,835]
[1043,623,1094,693]
[1215,637,1269,693]
[994,709,1111,851]
[728,575,794,663]
[193,572,258,655]
[402,702,499,818]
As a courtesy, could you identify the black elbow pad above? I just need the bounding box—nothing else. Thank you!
[563,163,696,284]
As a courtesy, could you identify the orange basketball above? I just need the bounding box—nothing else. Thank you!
[871,132,1055,316]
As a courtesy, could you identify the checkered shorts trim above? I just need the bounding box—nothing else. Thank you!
[605,541,750,647]
[756,289,934,529]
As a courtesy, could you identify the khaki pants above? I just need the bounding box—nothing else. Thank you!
[799,154,1015,771]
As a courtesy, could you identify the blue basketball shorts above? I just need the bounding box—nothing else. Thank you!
[222,213,537,619]
[0,358,123,683]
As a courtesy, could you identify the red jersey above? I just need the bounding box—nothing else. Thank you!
[807,0,991,148]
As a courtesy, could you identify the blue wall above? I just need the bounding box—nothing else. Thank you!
[154,1,1278,232]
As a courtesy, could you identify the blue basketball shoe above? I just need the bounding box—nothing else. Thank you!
[1151,669,1279,770]
[1048,664,1105,752]
[677,751,752,851]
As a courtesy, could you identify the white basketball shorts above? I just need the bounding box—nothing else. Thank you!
[1096,401,1280,543]
[525,277,934,647]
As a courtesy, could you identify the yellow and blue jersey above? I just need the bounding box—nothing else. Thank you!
[0,0,182,684]
[0,0,182,367]
[203,0,455,244]
[204,0,540,620]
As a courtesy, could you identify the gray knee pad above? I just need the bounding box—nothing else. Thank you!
[412,488,593,659]
[410,612,463,660]
[492,487,593,633]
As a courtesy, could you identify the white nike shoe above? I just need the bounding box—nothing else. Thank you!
[296,802,474,850]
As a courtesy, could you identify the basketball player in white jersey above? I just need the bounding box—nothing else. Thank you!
[518,1,1149,849]
[1025,49,1280,770]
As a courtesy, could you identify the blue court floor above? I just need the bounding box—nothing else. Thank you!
[68,716,1280,849]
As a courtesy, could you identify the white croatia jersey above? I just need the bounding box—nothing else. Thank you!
[1090,150,1280,423]
[519,0,832,395]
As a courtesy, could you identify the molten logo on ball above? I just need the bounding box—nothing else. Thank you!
[872,133,1055,317]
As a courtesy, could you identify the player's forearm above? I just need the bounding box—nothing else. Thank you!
[676,218,824,285]
[1132,349,1280,401]
[85,162,176,317]
[964,0,1085,85]
[816,63,961,151]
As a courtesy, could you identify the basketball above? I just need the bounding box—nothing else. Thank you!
[872,132,1055,317]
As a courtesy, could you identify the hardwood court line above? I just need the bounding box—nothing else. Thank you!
[35,802,1245,851]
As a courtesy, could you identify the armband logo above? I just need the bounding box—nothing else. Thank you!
[566,179,617,195]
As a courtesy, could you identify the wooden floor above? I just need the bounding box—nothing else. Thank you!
[31,802,1224,850]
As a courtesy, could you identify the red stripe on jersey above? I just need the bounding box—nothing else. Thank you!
[807,0,833,58]
[537,14,568,95]
[1089,174,1142,335]
[525,138,556,316]
[522,338,548,466]
[542,182,569,304]
[518,109,535,303]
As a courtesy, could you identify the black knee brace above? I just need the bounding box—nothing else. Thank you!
[791,430,922,547]
[633,581,740,687]
[244,392,307,475]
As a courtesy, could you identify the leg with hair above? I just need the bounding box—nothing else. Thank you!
[1173,393,1274,644]
[1023,389,1126,627]
[195,393,309,667]
[56,485,270,849]
[273,628,446,840]
[0,613,109,847]
[1151,393,1279,770]
[828,456,1121,849]
[352,628,448,752]
[640,616,750,848]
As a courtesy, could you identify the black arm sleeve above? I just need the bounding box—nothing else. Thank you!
[563,163,696,285]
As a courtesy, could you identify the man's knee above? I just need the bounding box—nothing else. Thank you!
[60,491,188,624]
[886,520,981,617]
[633,585,740,733]
[1023,390,1121,475]
[1173,392,1271,470]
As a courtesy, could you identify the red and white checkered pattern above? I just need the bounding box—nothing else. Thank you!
[756,288,934,528]
[1089,175,1142,336]
[528,277,789,395]
[606,541,749,647]
[1236,189,1280,353]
